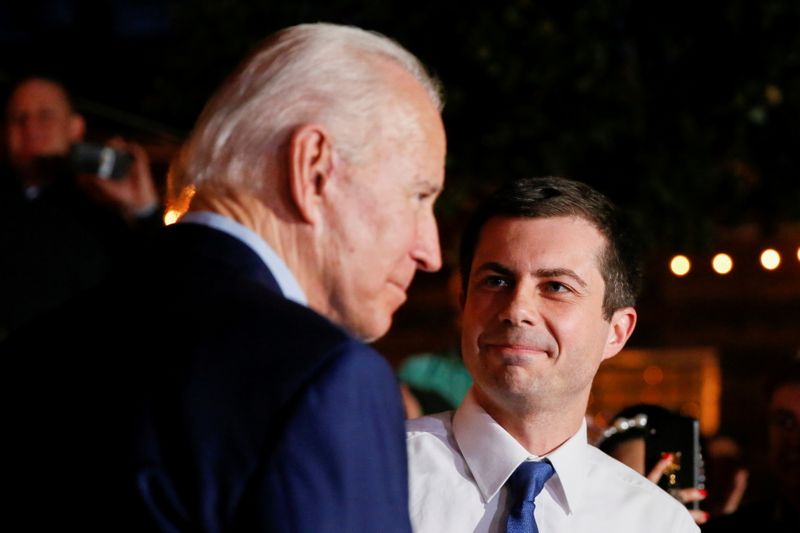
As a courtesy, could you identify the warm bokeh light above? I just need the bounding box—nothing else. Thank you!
[643,365,664,386]
[765,84,783,105]
[796,247,800,263]
[670,255,691,276]
[760,248,781,270]
[680,401,700,419]
[711,253,733,275]
[163,209,182,226]
[163,185,197,226]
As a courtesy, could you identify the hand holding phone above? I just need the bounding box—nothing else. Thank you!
[70,142,133,180]
[643,414,704,498]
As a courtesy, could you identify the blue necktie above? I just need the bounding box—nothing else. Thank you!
[505,460,555,533]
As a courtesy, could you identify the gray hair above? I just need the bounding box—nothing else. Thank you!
[169,23,442,201]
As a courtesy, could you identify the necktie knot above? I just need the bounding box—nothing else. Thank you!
[505,460,554,533]
[508,460,554,501]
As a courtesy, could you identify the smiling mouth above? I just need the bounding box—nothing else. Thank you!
[483,343,550,360]
[387,281,409,304]
[388,280,408,293]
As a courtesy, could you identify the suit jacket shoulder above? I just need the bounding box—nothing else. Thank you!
[2,222,412,533]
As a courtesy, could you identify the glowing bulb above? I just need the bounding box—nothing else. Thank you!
[163,209,182,226]
[670,255,691,276]
[760,249,781,270]
[796,247,800,263]
[712,253,733,275]
[162,185,197,226]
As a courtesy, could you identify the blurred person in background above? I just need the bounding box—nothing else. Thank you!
[0,76,160,339]
[597,403,743,525]
[704,358,800,532]
[3,76,158,218]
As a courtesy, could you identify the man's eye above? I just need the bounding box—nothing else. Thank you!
[482,276,509,288]
[543,281,569,293]
[415,191,436,203]
[770,411,798,431]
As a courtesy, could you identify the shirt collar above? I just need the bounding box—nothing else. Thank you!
[544,416,589,514]
[179,211,307,306]
[452,389,589,515]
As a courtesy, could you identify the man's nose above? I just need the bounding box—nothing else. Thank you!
[498,284,539,327]
[412,212,442,272]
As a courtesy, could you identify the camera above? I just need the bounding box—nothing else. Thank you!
[69,142,133,180]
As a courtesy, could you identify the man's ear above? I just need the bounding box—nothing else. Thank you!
[602,307,637,361]
[68,113,86,142]
[287,124,336,224]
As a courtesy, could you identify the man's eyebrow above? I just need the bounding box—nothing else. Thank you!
[473,262,514,277]
[536,268,588,288]
[473,263,589,289]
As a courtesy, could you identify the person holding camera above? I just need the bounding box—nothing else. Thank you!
[3,76,159,218]
[704,359,800,533]
[406,177,699,532]
[0,76,160,339]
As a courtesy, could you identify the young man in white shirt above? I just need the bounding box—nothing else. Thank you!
[407,176,699,533]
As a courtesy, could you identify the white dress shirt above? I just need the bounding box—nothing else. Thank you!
[179,211,307,306]
[407,390,699,533]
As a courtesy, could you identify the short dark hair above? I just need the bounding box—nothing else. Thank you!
[5,76,77,115]
[597,403,675,454]
[458,176,641,320]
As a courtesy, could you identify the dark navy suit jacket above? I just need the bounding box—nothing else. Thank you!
[3,223,412,532]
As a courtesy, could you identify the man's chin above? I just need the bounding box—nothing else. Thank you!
[359,320,392,344]
[346,311,393,344]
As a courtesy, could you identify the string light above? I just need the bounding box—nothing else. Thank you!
[669,247,798,275]
[712,253,733,275]
[670,255,691,276]
[760,249,781,270]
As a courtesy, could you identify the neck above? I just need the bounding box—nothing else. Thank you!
[188,188,321,303]
[474,386,588,456]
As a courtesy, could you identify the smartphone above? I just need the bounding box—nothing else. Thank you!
[643,414,704,509]
[70,142,133,180]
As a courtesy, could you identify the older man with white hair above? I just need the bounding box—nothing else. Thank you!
[4,23,445,532]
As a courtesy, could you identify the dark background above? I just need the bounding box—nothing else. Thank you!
[2,0,798,502]
[2,0,799,247]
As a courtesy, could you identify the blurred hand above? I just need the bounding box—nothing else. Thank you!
[647,453,709,524]
[78,137,159,219]
[720,467,749,515]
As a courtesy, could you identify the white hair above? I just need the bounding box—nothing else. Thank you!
[169,23,442,201]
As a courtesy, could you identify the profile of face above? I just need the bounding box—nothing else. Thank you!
[5,79,85,168]
[460,216,635,415]
[320,63,446,342]
[768,382,800,498]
